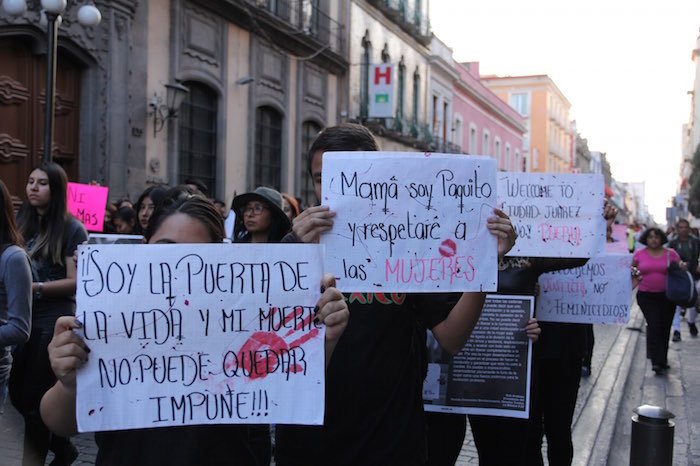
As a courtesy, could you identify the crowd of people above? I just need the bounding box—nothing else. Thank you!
[0,122,693,466]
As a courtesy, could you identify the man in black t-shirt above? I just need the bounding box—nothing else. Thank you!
[275,124,516,466]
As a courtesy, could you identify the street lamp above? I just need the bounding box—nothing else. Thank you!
[148,82,190,137]
[1,0,102,163]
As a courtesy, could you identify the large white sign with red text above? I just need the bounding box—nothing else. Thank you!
[320,152,498,293]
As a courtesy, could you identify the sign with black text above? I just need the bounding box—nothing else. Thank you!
[321,152,498,292]
[498,173,606,257]
[536,253,633,324]
[75,243,326,432]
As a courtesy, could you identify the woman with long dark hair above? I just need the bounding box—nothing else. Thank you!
[40,187,349,465]
[133,185,168,234]
[0,179,32,411]
[11,162,87,466]
[633,227,682,375]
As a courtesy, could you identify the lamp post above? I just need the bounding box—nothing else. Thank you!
[1,0,101,164]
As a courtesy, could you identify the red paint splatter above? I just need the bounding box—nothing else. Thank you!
[439,239,457,258]
[289,328,320,347]
[184,300,189,306]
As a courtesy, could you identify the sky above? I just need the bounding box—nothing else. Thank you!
[429,0,700,224]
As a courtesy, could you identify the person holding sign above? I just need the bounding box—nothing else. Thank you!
[633,227,684,375]
[274,124,517,466]
[11,162,87,466]
[0,180,32,412]
[40,188,349,466]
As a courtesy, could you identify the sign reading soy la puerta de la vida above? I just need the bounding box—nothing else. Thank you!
[76,243,326,432]
[320,152,498,293]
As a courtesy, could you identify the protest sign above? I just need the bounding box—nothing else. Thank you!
[423,295,533,418]
[68,182,109,232]
[76,243,326,432]
[536,253,633,324]
[606,224,630,254]
[321,152,498,292]
[497,173,605,258]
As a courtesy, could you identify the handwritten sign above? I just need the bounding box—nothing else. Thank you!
[497,173,605,258]
[423,295,533,418]
[67,183,109,232]
[76,243,326,432]
[321,152,498,292]
[536,253,633,324]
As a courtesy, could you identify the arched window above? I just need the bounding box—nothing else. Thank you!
[301,121,322,207]
[178,82,218,195]
[255,106,283,189]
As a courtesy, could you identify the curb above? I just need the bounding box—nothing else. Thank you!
[572,302,644,466]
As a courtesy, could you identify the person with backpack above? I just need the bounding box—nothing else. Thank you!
[668,219,700,341]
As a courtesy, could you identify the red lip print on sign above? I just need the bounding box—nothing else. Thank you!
[439,239,457,258]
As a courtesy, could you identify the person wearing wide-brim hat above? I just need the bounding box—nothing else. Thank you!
[232,186,292,243]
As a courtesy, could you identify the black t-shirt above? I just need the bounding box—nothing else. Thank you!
[94,425,259,466]
[276,292,455,466]
[26,216,87,329]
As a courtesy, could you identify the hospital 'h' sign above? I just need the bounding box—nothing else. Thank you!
[369,63,394,118]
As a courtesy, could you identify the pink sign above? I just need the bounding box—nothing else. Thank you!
[67,182,109,232]
[606,224,630,254]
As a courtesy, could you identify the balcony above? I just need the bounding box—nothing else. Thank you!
[216,0,348,74]
[367,0,432,45]
[355,116,460,153]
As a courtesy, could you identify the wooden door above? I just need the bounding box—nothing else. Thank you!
[0,37,81,205]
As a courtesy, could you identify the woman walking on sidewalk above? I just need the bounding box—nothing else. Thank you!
[633,227,683,375]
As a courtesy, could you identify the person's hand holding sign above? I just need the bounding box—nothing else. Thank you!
[317,273,349,367]
[291,205,336,244]
[487,207,517,260]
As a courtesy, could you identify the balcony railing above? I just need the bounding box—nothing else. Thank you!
[367,0,432,45]
[358,116,464,153]
[253,0,345,54]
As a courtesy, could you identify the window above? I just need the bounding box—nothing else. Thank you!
[469,124,477,154]
[254,106,283,189]
[300,0,320,35]
[360,31,371,120]
[396,57,405,122]
[510,93,529,116]
[442,101,448,141]
[432,95,438,136]
[482,130,490,156]
[300,121,321,207]
[505,144,511,171]
[494,137,501,168]
[178,82,218,196]
[412,67,420,126]
[453,115,463,149]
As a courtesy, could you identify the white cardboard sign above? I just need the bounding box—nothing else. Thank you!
[536,253,633,324]
[321,152,498,292]
[75,243,326,432]
[498,173,606,258]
